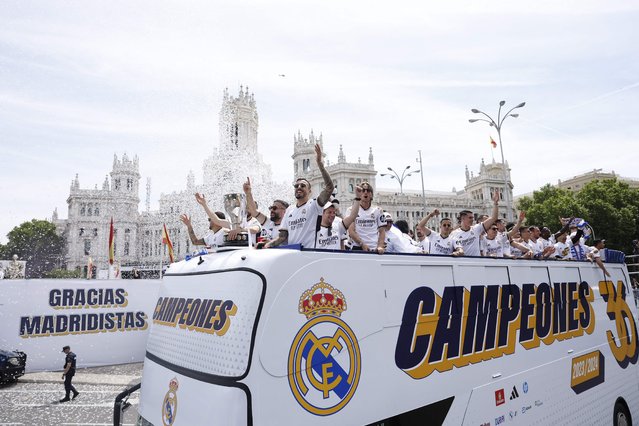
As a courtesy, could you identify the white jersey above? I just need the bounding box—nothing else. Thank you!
[538,237,553,251]
[203,229,225,250]
[281,199,323,248]
[385,226,420,254]
[450,223,485,256]
[245,217,262,246]
[510,240,527,258]
[260,219,282,241]
[496,231,512,256]
[554,241,573,260]
[417,237,430,253]
[428,233,459,255]
[520,239,538,256]
[481,236,504,257]
[346,204,385,248]
[314,222,346,250]
[529,238,543,256]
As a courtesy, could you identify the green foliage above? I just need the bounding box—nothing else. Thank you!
[44,268,82,279]
[516,179,639,252]
[4,219,65,278]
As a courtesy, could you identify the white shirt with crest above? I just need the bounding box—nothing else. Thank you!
[281,199,323,248]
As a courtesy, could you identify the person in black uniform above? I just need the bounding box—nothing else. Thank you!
[59,345,79,403]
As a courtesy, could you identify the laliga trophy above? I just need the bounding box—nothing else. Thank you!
[223,193,249,246]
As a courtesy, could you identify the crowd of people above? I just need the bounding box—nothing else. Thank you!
[179,143,612,274]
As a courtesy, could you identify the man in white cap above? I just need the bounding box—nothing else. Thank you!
[382,214,420,254]
[314,187,362,250]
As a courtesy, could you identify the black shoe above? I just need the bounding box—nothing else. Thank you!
[72,392,79,400]
[59,397,70,403]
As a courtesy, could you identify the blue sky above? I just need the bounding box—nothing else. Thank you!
[1,1,638,243]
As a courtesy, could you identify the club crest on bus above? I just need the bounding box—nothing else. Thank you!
[288,279,361,416]
[161,377,179,426]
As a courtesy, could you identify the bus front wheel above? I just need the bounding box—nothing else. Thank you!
[614,400,632,426]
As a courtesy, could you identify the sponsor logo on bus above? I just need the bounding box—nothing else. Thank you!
[495,389,505,406]
[509,385,520,400]
[495,415,505,425]
[288,279,361,416]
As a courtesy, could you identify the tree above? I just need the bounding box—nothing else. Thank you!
[516,179,639,253]
[575,179,639,253]
[3,219,65,278]
[516,185,586,231]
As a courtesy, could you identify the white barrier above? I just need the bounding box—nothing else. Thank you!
[0,279,161,372]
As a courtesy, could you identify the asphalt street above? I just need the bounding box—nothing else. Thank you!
[0,363,142,426]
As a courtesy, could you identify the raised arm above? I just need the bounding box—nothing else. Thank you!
[195,193,230,228]
[482,191,500,231]
[553,216,574,240]
[417,209,439,237]
[507,211,526,240]
[180,214,205,245]
[243,177,267,225]
[315,144,335,206]
[341,186,363,230]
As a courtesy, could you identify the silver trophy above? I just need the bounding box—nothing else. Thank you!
[223,193,249,246]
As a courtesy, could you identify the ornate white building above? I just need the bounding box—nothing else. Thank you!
[295,131,515,233]
[54,87,515,275]
[54,87,288,275]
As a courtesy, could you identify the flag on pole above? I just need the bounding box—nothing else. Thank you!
[490,136,497,148]
[162,224,175,263]
[108,217,115,265]
[87,257,93,279]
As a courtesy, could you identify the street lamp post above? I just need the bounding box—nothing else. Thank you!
[417,151,426,214]
[380,165,420,194]
[469,100,525,222]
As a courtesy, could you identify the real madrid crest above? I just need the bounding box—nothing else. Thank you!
[161,377,179,426]
[287,278,361,416]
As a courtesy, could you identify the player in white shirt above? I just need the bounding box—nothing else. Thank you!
[553,233,573,260]
[481,225,504,257]
[180,194,231,252]
[451,191,500,257]
[415,227,430,253]
[347,181,386,254]
[314,188,362,250]
[416,209,462,256]
[587,239,610,277]
[243,177,289,246]
[266,143,334,249]
[382,215,421,254]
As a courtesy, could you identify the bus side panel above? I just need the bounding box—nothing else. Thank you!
[461,263,639,425]
[138,358,249,426]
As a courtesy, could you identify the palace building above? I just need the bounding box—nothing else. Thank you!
[53,88,515,274]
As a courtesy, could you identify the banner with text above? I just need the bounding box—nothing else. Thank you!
[0,279,161,372]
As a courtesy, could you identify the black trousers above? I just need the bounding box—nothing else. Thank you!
[64,373,77,397]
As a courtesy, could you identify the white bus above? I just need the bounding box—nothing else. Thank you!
[122,247,639,426]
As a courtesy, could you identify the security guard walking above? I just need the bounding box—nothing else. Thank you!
[59,345,79,403]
